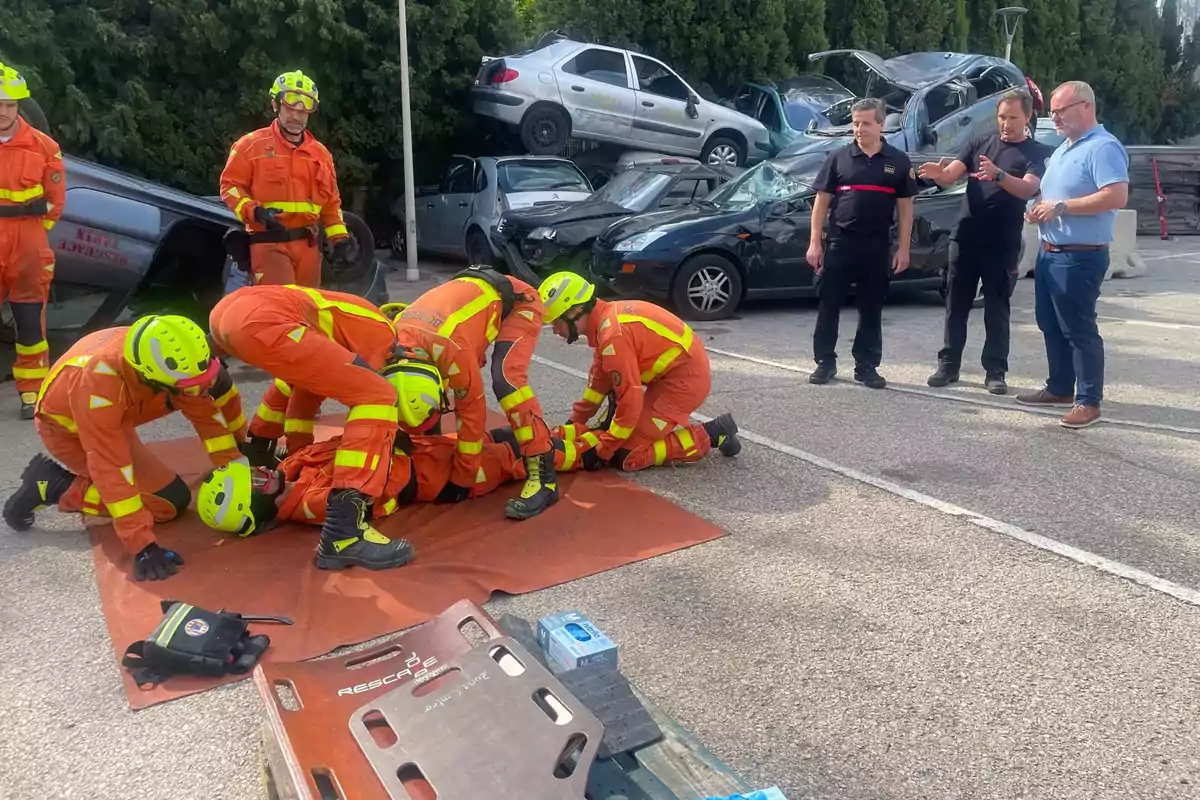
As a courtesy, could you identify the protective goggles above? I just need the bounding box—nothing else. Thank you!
[278,91,317,111]
[174,359,221,397]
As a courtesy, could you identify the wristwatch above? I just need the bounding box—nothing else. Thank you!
[996,170,1007,182]
[1054,201,1067,216]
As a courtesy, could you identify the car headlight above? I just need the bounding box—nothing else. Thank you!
[612,230,668,252]
[529,227,557,241]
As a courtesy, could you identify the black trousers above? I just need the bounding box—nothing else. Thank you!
[813,237,891,370]
[937,239,1020,375]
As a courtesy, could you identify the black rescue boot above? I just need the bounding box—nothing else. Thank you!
[926,363,960,388]
[703,413,742,457]
[316,489,415,571]
[505,452,559,520]
[854,366,887,389]
[985,372,1008,395]
[240,436,278,468]
[4,454,74,531]
[19,392,37,421]
[809,362,836,385]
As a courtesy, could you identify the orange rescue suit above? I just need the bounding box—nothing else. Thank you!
[209,284,398,499]
[0,117,65,396]
[567,298,712,472]
[393,272,552,489]
[275,432,582,526]
[34,328,247,554]
[219,120,348,287]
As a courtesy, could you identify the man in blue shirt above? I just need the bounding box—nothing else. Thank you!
[1018,81,1128,429]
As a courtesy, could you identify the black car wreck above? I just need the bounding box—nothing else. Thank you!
[589,152,972,321]
[491,161,734,285]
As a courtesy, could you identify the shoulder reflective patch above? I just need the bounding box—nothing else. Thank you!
[432,343,445,360]
[602,344,616,356]
[287,327,305,343]
[93,361,117,375]
[448,363,460,376]
[213,411,227,426]
[476,466,487,484]
[303,501,316,519]
[121,465,135,485]
[517,309,535,321]
[89,394,113,409]
[44,263,55,273]
[255,273,264,283]
[600,318,611,330]
[653,417,668,431]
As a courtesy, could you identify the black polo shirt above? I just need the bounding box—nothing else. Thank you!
[815,139,918,242]
[953,133,1051,249]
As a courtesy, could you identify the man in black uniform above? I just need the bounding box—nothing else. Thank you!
[806,98,918,389]
[918,89,1049,394]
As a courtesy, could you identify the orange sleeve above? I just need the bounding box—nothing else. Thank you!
[570,351,612,425]
[68,382,157,555]
[580,331,642,460]
[173,394,244,467]
[443,344,486,488]
[219,136,259,225]
[40,134,65,229]
[316,148,348,241]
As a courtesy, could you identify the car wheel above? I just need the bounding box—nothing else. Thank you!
[701,136,744,168]
[321,211,374,284]
[671,254,743,322]
[465,228,495,267]
[520,105,571,156]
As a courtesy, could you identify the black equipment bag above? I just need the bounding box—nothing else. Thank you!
[452,265,516,319]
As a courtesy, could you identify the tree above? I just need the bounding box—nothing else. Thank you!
[952,0,970,52]
[888,0,952,55]
[784,0,831,69]
[1161,0,1184,74]
[826,0,888,53]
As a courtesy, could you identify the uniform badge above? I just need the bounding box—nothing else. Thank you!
[1044,157,1050,168]
[610,370,622,387]
[453,387,468,400]
[50,172,62,184]
[184,619,210,637]
[883,164,896,174]
[265,146,275,158]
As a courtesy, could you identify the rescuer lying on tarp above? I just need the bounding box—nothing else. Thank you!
[194,427,589,537]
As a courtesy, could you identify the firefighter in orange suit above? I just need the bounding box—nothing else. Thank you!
[219,71,350,287]
[0,62,65,419]
[2,315,248,581]
[208,283,413,571]
[385,266,556,521]
[539,272,742,471]
[195,425,587,536]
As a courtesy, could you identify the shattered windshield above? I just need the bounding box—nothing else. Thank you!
[589,170,674,212]
[706,161,813,208]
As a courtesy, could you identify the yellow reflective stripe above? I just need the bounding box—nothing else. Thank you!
[457,438,483,455]
[582,432,600,448]
[35,355,92,411]
[287,285,392,331]
[334,450,368,469]
[436,277,500,338]
[616,314,693,351]
[0,185,45,202]
[641,348,682,383]
[677,428,696,455]
[560,440,577,470]
[653,440,669,466]
[205,434,237,454]
[582,388,606,405]
[325,223,348,238]
[381,498,397,515]
[234,196,252,217]
[284,418,314,434]
[214,386,238,408]
[226,413,246,431]
[46,413,77,433]
[84,484,101,504]
[255,406,286,424]
[263,200,322,214]
[15,340,49,355]
[43,219,55,230]
[347,404,399,424]
[561,423,577,440]
[609,423,634,440]
[498,386,534,412]
[155,603,194,646]
[107,494,144,519]
[12,366,48,379]
[274,379,292,397]
[514,425,533,443]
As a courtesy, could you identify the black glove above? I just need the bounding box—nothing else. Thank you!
[581,449,607,471]
[330,237,354,262]
[134,543,185,582]
[254,206,286,233]
[434,481,471,504]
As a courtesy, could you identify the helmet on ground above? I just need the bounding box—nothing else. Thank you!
[123,315,219,393]
[270,71,319,112]
[383,360,446,430]
[539,271,595,323]
[0,62,31,102]
[197,461,259,536]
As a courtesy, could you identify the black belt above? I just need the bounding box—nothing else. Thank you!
[0,198,49,218]
[1041,241,1107,252]
[247,226,315,245]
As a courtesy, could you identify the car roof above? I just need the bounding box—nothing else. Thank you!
[629,162,723,178]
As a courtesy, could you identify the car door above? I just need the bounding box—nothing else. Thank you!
[425,157,475,253]
[757,195,814,292]
[630,54,705,154]
[555,46,636,141]
[922,79,990,155]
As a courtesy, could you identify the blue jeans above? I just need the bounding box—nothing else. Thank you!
[1033,248,1107,405]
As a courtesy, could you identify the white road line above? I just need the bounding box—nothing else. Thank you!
[1140,251,1200,261]
[704,346,1200,438]
[1011,308,1200,332]
[531,353,1200,610]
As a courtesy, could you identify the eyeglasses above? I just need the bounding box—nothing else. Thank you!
[1049,100,1088,118]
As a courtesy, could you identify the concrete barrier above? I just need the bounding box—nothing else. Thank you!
[1019,209,1147,279]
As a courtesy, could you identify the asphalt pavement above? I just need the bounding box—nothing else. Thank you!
[3,242,1200,799]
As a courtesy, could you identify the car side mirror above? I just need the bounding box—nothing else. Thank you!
[686,94,700,119]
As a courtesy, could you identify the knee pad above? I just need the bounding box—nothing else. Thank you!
[8,302,44,345]
[153,475,192,518]
[209,361,235,400]
[490,427,519,457]
[610,448,633,471]
[490,341,517,400]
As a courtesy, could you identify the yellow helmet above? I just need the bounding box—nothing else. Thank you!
[0,62,31,102]
[270,71,319,111]
[197,462,258,536]
[383,360,447,430]
[123,315,219,394]
[539,271,595,323]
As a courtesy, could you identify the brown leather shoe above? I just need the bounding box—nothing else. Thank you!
[1014,389,1074,408]
[1060,404,1101,429]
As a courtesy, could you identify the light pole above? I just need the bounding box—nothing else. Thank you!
[996,6,1028,63]
[396,0,419,281]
